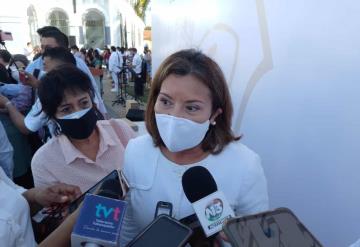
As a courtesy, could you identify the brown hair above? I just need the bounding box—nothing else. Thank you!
[145,49,240,154]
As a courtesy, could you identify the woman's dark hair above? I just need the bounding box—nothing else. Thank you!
[94,49,102,60]
[38,65,95,119]
[12,54,29,67]
[42,47,76,65]
[145,49,240,154]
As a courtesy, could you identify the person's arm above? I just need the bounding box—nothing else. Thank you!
[23,183,82,217]
[22,184,82,247]
[0,94,30,134]
[39,210,78,247]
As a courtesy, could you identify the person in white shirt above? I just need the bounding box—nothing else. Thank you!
[23,42,34,61]
[0,166,81,246]
[70,45,85,62]
[129,48,143,100]
[120,49,269,246]
[108,46,123,93]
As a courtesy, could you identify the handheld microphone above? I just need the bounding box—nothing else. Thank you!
[71,179,128,247]
[182,166,235,237]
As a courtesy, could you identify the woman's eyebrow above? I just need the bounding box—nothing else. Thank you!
[159,92,172,99]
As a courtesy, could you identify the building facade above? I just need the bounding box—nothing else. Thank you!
[0,0,145,54]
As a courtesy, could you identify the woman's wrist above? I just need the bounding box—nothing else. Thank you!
[22,188,38,205]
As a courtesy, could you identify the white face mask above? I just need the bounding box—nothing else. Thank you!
[155,113,210,152]
[10,69,20,82]
[59,108,90,119]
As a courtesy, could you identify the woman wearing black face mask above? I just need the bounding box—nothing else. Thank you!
[30,65,136,192]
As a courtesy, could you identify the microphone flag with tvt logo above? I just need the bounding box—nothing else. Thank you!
[71,194,127,247]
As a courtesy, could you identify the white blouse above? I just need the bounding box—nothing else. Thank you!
[0,168,36,247]
[120,134,269,245]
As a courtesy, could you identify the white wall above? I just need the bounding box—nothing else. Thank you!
[153,0,360,246]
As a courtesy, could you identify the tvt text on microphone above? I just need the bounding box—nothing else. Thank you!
[71,178,128,247]
[182,166,235,237]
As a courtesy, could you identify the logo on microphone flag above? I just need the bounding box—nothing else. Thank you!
[72,194,127,246]
[205,198,224,221]
[193,191,235,237]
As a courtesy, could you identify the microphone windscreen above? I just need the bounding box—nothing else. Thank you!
[181,166,217,203]
[97,178,123,199]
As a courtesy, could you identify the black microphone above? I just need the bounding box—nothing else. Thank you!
[182,166,235,238]
[182,166,217,203]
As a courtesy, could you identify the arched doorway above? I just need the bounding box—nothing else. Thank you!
[48,9,69,35]
[27,5,39,46]
[83,9,105,48]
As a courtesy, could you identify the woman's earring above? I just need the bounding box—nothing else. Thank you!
[211,121,216,126]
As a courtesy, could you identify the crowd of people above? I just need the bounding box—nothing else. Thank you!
[0,25,268,246]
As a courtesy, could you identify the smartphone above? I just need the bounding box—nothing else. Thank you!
[0,30,13,41]
[33,68,40,79]
[67,169,128,213]
[154,201,173,218]
[223,207,323,247]
[127,214,193,247]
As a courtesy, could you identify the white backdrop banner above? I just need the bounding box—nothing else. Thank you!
[153,0,360,246]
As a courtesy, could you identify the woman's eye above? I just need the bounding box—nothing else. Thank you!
[186,105,200,112]
[160,98,171,106]
[60,107,70,113]
[81,100,90,107]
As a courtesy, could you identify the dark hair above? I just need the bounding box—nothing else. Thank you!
[38,65,95,119]
[80,48,86,55]
[12,54,29,68]
[41,30,69,48]
[0,49,12,63]
[37,26,61,36]
[42,47,76,65]
[145,49,240,154]
[94,49,102,60]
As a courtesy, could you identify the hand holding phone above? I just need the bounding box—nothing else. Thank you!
[18,70,26,83]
